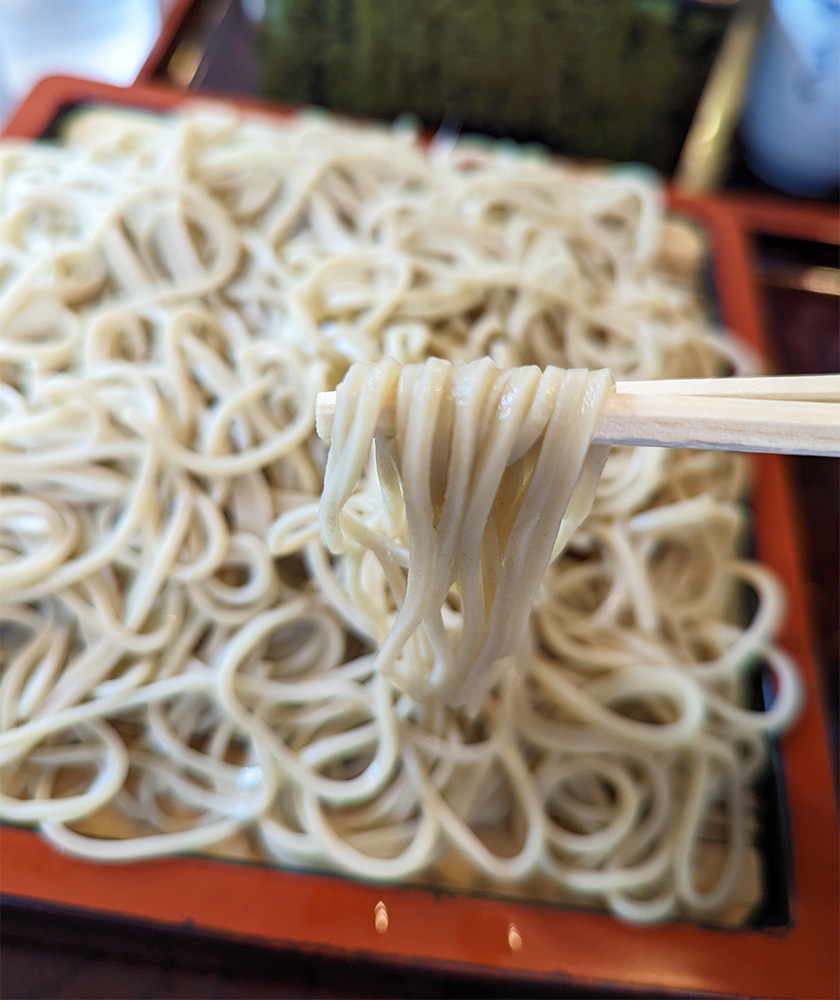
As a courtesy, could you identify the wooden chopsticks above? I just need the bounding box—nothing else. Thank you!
[315,374,840,457]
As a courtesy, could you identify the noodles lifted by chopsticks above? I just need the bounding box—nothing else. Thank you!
[321,358,615,713]
[0,106,801,923]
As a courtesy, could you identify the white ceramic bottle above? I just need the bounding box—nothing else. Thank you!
[741,0,840,196]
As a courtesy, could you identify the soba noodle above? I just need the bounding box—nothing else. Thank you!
[321,358,615,713]
[0,106,801,922]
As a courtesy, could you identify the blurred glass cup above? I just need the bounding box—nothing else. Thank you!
[741,0,839,197]
[0,0,160,113]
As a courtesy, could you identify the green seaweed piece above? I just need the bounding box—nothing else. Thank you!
[255,0,734,172]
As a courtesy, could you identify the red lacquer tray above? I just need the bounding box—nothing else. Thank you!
[2,76,838,1000]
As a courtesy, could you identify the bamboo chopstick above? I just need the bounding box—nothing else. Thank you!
[315,374,840,457]
[611,374,840,402]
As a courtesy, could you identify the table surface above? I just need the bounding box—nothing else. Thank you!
[1,3,838,997]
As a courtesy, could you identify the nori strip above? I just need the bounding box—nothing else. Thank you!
[256,0,733,172]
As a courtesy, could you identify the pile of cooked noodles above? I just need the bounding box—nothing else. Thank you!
[0,106,800,923]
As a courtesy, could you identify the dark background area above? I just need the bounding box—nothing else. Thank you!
[1,900,674,1000]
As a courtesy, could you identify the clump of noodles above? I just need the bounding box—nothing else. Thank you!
[0,106,800,922]
[320,358,615,713]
